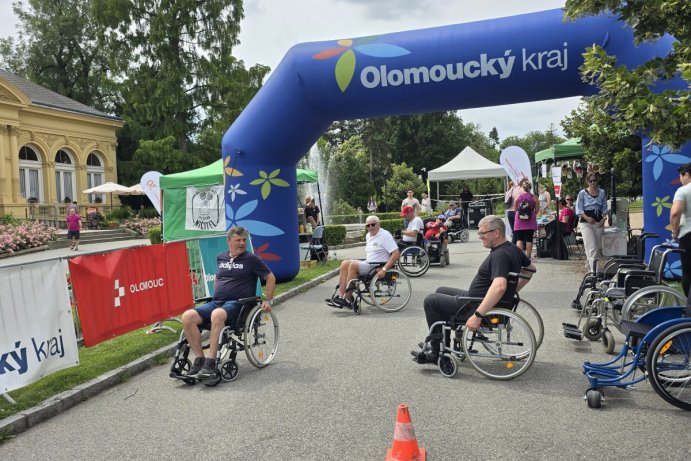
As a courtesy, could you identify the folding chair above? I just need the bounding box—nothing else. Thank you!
[300,225,327,264]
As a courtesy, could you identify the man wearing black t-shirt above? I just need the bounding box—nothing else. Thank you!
[412,215,535,364]
[181,226,276,378]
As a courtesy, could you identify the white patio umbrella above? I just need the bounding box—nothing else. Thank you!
[125,184,144,195]
[83,182,132,208]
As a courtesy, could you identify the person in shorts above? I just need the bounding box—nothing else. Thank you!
[327,215,400,309]
[66,207,82,251]
[181,226,276,379]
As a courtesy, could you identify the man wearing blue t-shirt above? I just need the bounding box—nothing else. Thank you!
[182,226,276,378]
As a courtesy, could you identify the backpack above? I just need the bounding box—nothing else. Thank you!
[517,198,533,220]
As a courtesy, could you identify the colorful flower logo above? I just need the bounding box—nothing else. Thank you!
[312,36,410,92]
[645,144,689,180]
[224,155,243,177]
[225,200,284,236]
[227,183,247,202]
[664,260,682,279]
[651,196,673,217]
[250,169,289,199]
[255,242,281,261]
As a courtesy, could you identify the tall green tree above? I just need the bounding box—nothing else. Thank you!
[564,0,691,149]
[328,136,372,211]
[93,0,268,152]
[382,163,426,212]
[0,0,114,112]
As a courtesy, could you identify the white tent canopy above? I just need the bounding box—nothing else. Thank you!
[427,146,505,181]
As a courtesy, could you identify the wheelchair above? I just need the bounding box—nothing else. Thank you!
[395,231,431,277]
[421,217,450,267]
[169,296,279,386]
[445,216,470,243]
[563,244,684,354]
[326,264,412,315]
[581,294,691,411]
[420,272,538,380]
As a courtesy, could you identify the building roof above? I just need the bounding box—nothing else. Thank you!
[0,68,122,122]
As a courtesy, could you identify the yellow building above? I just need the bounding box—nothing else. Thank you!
[0,68,124,222]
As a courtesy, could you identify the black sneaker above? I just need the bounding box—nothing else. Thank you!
[335,297,354,309]
[196,358,217,379]
[410,349,439,365]
[326,296,341,307]
[186,357,205,378]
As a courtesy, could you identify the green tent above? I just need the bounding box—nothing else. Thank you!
[534,137,584,163]
[160,160,318,242]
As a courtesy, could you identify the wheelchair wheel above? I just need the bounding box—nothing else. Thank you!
[369,268,411,312]
[621,286,687,323]
[445,250,450,265]
[397,245,430,277]
[244,306,279,368]
[645,323,691,411]
[459,229,470,242]
[512,299,544,350]
[586,388,603,409]
[219,359,239,382]
[583,319,604,341]
[461,309,536,380]
[602,330,616,355]
[438,354,458,378]
[171,358,197,385]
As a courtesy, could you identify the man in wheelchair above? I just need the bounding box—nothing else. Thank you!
[327,215,400,309]
[412,215,535,363]
[181,226,276,379]
[398,205,425,249]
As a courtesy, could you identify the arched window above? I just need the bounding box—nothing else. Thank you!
[86,152,105,203]
[19,146,43,202]
[55,149,76,203]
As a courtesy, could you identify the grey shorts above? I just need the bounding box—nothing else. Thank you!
[358,261,385,276]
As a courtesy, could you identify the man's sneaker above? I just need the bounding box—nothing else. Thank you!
[196,358,217,379]
[410,349,439,365]
[325,296,341,307]
[335,297,354,309]
[186,357,205,378]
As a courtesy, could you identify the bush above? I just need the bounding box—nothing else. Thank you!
[138,207,160,219]
[122,217,162,235]
[1,214,22,225]
[105,206,132,222]
[331,199,356,216]
[323,225,346,246]
[0,221,58,254]
[148,226,162,244]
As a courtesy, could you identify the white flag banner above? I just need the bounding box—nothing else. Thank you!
[185,185,226,232]
[140,171,163,215]
[0,260,79,393]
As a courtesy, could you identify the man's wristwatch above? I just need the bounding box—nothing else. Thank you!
[265,299,273,306]
[474,311,484,319]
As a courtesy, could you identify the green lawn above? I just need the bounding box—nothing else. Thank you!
[0,260,340,421]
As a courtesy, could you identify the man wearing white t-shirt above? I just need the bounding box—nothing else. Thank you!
[670,163,691,295]
[399,205,424,245]
[401,189,421,215]
[327,215,400,309]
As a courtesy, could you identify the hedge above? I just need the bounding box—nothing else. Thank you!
[323,225,346,246]
[148,226,162,244]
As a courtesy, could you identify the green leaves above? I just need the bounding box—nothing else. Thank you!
[250,169,289,199]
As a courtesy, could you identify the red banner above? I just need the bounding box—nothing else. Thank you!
[69,242,193,347]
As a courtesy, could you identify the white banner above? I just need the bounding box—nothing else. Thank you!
[551,166,562,186]
[141,171,163,215]
[0,260,79,393]
[500,146,533,185]
[185,185,226,232]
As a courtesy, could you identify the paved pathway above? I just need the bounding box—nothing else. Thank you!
[2,236,689,460]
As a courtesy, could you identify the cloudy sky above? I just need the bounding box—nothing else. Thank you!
[0,0,582,140]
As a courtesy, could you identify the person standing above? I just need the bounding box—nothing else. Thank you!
[401,189,421,215]
[367,196,377,213]
[505,179,524,243]
[420,193,432,213]
[304,195,321,230]
[513,180,538,260]
[538,184,551,216]
[575,172,608,271]
[670,163,691,295]
[66,207,82,251]
[459,185,474,213]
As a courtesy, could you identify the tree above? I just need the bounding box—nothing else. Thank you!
[0,0,114,112]
[93,0,269,151]
[117,136,205,185]
[382,163,426,211]
[328,136,373,211]
[488,127,500,147]
[564,0,691,149]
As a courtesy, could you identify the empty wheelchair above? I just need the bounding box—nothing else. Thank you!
[446,218,470,243]
[422,272,538,380]
[582,294,691,411]
[327,264,411,315]
[169,296,279,386]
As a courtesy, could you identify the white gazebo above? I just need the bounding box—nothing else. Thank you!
[427,146,506,199]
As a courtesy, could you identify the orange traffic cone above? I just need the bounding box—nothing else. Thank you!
[385,404,426,461]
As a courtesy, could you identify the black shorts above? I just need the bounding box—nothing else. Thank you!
[67,230,80,240]
[513,229,534,244]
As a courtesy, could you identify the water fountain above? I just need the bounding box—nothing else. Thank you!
[302,143,330,222]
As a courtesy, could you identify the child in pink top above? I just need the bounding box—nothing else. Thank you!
[66,208,82,251]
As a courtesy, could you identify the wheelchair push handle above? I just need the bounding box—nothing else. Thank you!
[508,271,531,280]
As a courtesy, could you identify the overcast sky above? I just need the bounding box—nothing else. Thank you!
[0,0,582,140]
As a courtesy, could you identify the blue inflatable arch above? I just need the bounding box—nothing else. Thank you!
[222,8,688,281]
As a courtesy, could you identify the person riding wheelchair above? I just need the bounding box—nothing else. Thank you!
[396,206,430,276]
[170,226,277,386]
[411,215,536,379]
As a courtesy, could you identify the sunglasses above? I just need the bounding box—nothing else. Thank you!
[588,180,598,183]
[366,223,378,228]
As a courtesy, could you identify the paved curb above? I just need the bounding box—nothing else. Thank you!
[0,268,341,438]
[0,246,49,260]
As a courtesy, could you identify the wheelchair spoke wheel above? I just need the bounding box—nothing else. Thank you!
[621,286,686,323]
[512,299,544,350]
[397,246,430,277]
[219,359,239,382]
[645,324,691,411]
[461,309,536,380]
[438,354,458,378]
[459,229,470,242]
[244,307,279,368]
[369,269,411,312]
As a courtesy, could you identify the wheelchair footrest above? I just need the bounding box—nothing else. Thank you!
[562,323,583,340]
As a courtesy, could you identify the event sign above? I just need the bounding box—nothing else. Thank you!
[500,146,533,185]
[185,185,225,232]
[140,171,163,215]
[68,243,193,347]
[0,260,79,393]
[552,166,562,198]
